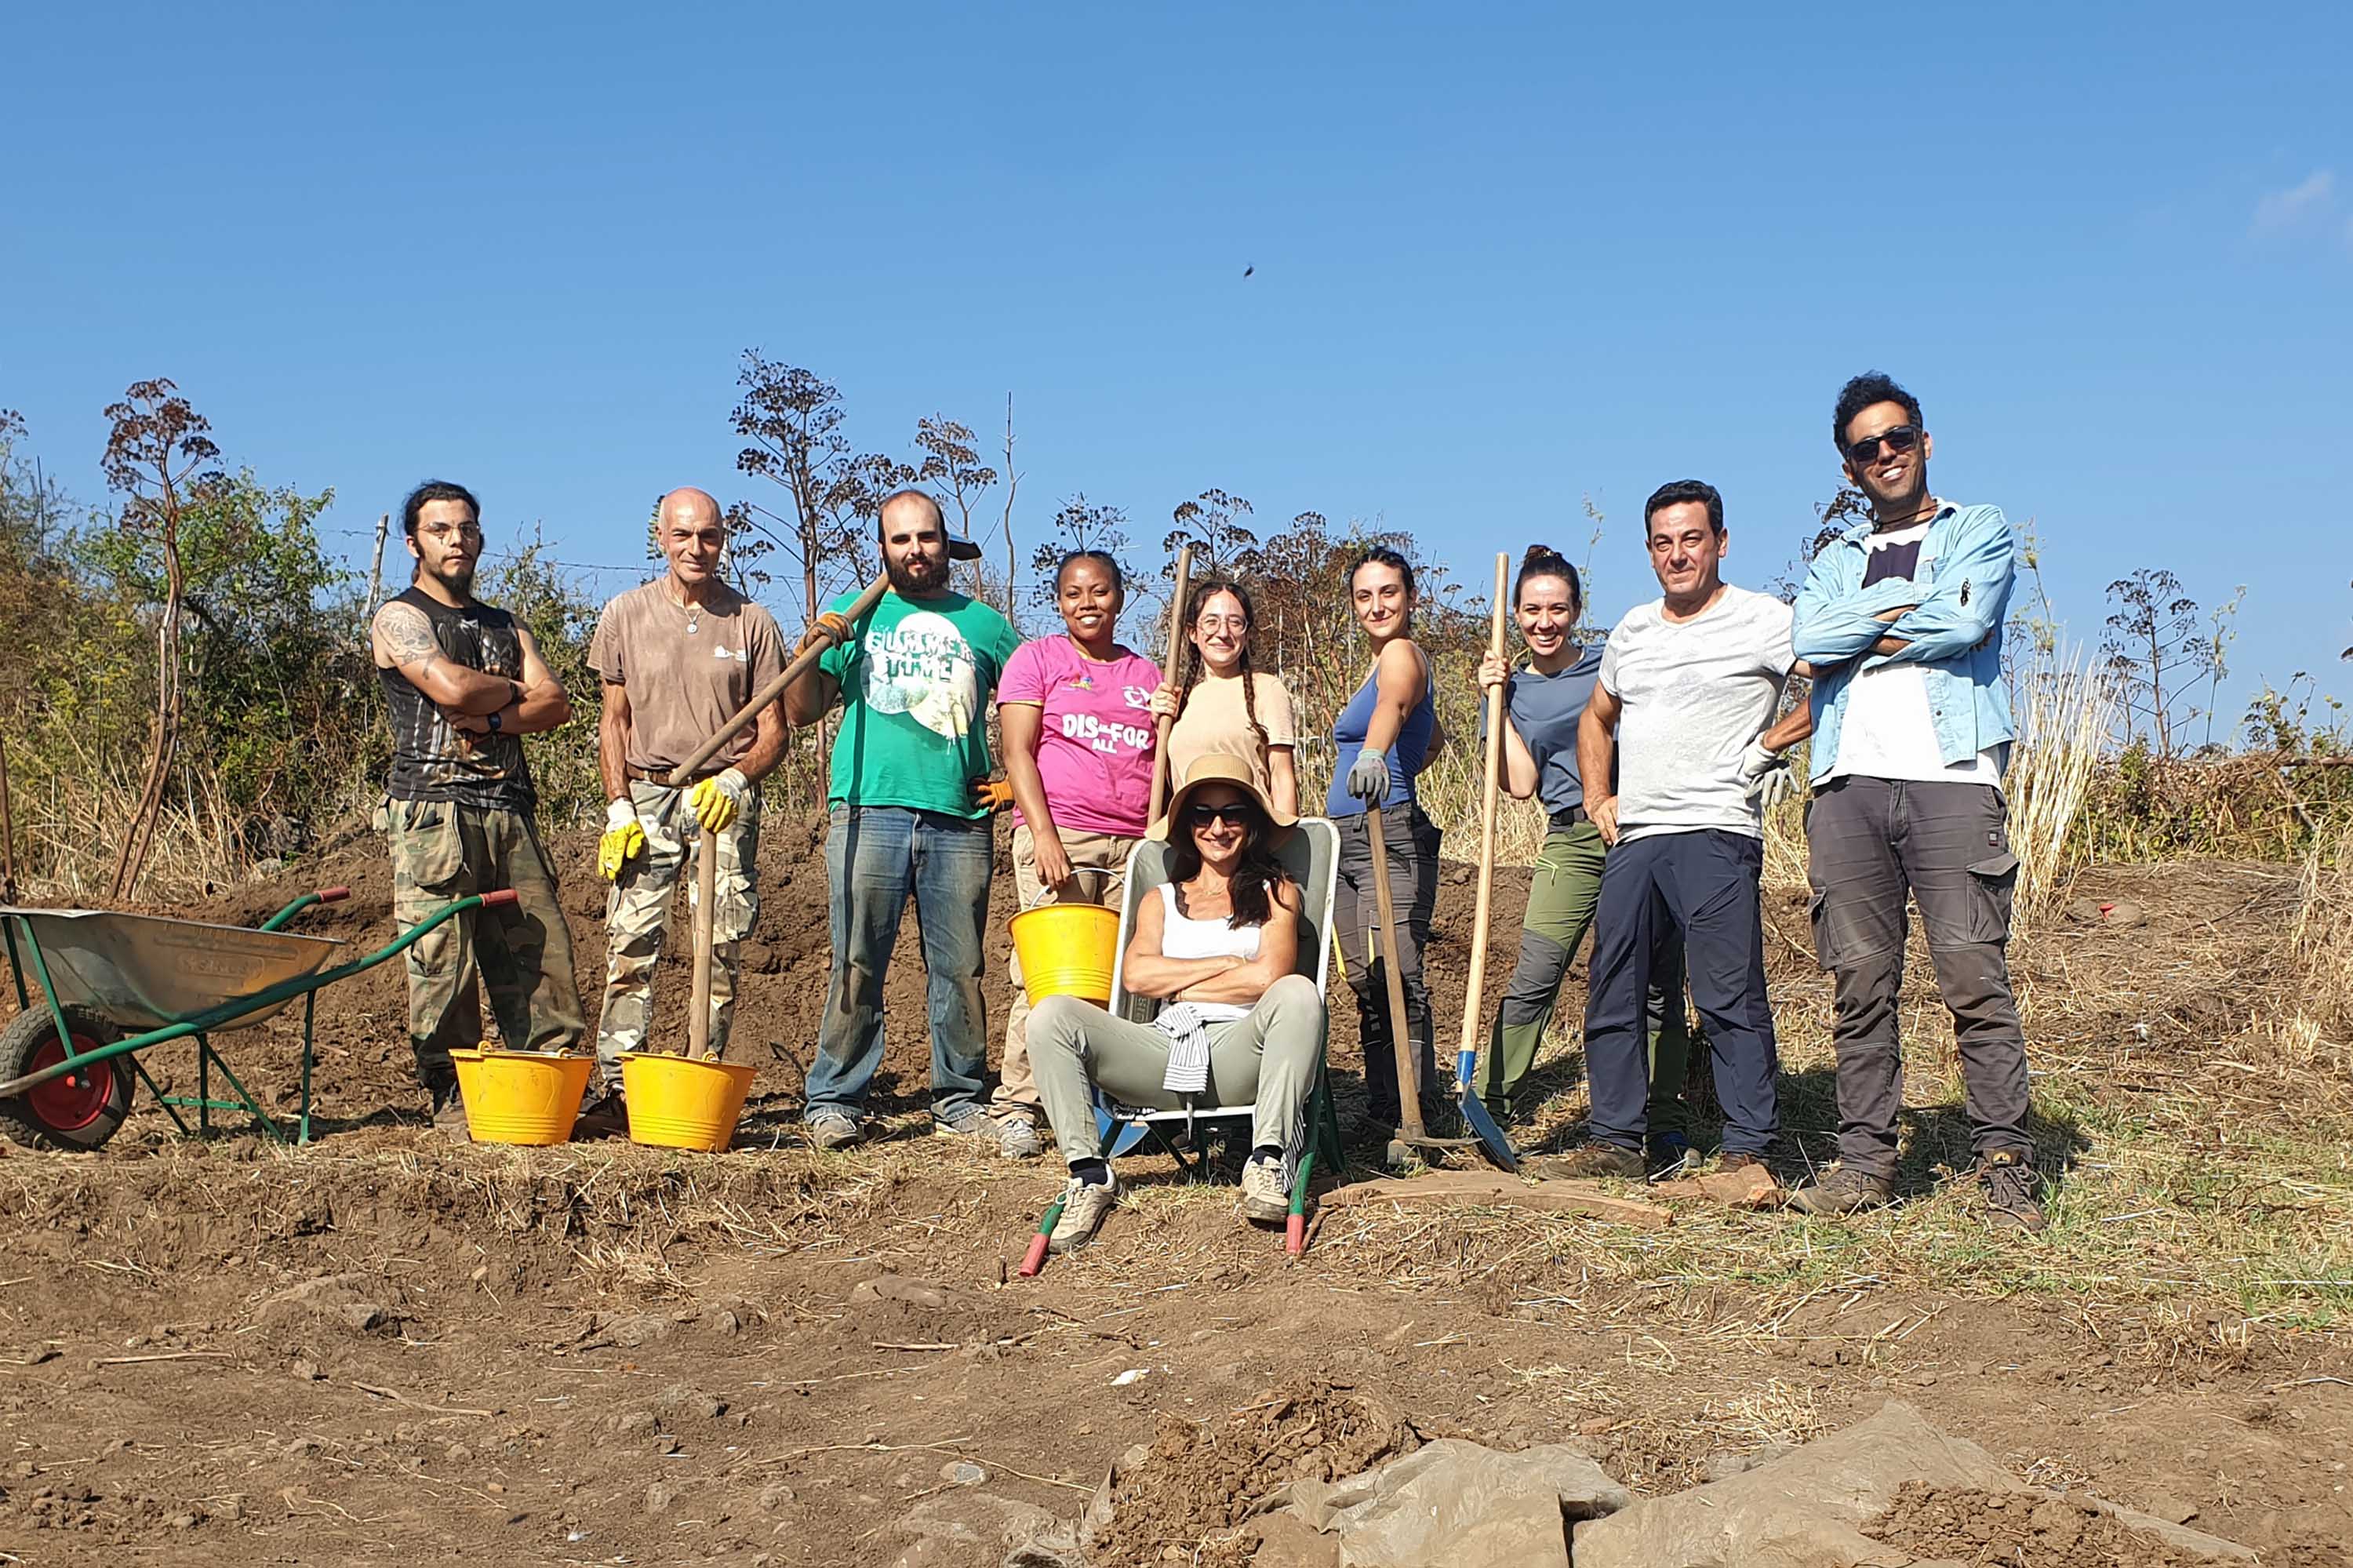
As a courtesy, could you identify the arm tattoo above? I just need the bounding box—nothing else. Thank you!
[376,602,438,666]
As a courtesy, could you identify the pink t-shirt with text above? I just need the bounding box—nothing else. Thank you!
[998,635,1162,838]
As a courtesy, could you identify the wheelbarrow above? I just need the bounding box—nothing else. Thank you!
[0,886,519,1151]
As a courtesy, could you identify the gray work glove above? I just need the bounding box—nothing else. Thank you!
[1738,740,1796,810]
[1345,747,1391,806]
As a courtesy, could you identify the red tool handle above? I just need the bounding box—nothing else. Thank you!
[315,886,351,903]
[1285,1213,1306,1256]
[1018,1232,1052,1278]
[479,889,520,908]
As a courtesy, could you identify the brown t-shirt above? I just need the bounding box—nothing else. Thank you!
[1166,670,1297,796]
[591,580,787,774]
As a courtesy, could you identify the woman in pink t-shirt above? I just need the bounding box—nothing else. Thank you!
[988,551,1162,1155]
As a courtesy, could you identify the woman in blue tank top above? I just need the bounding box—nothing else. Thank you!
[1328,546,1443,1147]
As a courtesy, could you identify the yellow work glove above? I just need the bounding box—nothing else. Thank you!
[598,798,646,881]
[688,768,749,835]
[795,609,851,660]
[972,777,1015,814]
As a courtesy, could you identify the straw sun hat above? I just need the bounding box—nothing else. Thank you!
[1146,755,1299,843]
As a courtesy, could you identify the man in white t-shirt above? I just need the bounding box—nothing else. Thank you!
[1786,373,2041,1231]
[1554,480,1813,1181]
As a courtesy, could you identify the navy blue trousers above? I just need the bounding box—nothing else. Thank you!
[1581,829,1780,1156]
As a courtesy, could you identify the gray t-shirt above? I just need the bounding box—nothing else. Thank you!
[1598,586,1795,842]
[1482,640,1606,817]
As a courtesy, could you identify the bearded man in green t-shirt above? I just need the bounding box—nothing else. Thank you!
[785,489,1016,1150]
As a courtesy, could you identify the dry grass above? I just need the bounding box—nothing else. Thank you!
[2282,819,2353,1082]
[2006,651,2115,939]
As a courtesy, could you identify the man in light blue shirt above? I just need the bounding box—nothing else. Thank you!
[1787,373,2042,1231]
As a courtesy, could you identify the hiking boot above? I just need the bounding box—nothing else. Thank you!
[1976,1149,2047,1233]
[995,1113,1044,1160]
[1717,1151,1777,1180]
[1787,1165,1893,1216]
[1049,1170,1120,1254]
[805,1106,862,1151]
[429,1083,471,1143]
[1646,1131,1698,1181]
[934,1104,996,1143]
[1239,1151,1293,1225]
[1547,1141,1646,1180]
[573,1087,627,1139]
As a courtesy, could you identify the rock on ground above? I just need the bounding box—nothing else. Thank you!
[1280,1437,1630,1568]
[1570,1400,2257,1568]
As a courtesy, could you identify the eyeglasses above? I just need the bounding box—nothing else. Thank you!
[1184,802,1254,828]
[1195,614,1248,633]
[1846,424,1922,466]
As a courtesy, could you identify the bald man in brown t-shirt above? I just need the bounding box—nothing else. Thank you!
[580,489,787,1129]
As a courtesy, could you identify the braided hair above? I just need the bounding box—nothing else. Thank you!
[1173,577,1271,755]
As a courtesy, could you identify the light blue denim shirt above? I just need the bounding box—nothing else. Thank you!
[1790,501,2017,786]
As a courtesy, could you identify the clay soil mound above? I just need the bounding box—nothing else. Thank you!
[1087,1377,1418,1567]
[1864,1483,2208,1568]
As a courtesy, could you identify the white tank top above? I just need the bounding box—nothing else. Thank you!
[1156,883,1260,1022]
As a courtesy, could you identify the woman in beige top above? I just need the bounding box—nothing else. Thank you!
[1147,577,1300,817]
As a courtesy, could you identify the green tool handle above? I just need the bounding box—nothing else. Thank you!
[260,886,352,932]
[1286,1148,1316,1257]
[1019,1195,1066,1278]
[0,890,512,1101]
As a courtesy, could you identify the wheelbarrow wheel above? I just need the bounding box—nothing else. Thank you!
[2,1005,133,1152]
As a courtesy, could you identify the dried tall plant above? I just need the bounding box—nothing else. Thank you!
[100,380,220,903]
[2005,646,2115,940]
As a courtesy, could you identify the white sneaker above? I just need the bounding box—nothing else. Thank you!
[1240,1151,1293,1225]
[996,1115,1043,1160]
[1048,1171,1119,1254]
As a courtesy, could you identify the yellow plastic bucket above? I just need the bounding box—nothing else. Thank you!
[618,1052,756,1152]
[1010,903,1122,1006]
[449,1050,595,1146]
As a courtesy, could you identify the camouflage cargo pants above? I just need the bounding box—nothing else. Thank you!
[384,797,587,1095]
[595,780,761,1086]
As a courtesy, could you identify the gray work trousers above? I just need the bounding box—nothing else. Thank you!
[1805,775,2031,1176]
[1027,976,1326,1164]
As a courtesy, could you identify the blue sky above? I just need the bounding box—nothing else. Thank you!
[5,1,2348,735]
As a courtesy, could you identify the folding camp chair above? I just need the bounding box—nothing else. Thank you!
[1090,817,1345,1240]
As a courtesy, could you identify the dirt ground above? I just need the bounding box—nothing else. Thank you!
[1,817,2348,1566]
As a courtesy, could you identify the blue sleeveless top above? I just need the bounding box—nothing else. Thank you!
[1325,649,1436,817]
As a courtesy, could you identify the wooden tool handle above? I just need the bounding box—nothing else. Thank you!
[689,822,718,1059]
[665,571,890,787]
[1147,545,1195,825]
[1364,801,1424,1139]
[1457,554,1510,1084]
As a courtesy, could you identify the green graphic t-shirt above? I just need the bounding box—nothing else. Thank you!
[818,588,1020,817]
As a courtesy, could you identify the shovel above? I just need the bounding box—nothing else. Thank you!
[1452,554,1519,1171]
[1367,797,1474,1169]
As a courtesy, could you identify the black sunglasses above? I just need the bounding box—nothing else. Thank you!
[1184,802,1255,828]
[1846,424,1922,466]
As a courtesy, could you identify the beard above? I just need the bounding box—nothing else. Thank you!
[421,554,477,594]
[886,551,950,595]
[1864,469,1927,518]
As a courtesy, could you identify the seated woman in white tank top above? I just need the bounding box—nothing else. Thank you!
[1025,756,1326,1256]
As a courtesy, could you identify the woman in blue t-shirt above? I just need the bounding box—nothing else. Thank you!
[1475,545,1693,1170]
[1328,546,1444,1141]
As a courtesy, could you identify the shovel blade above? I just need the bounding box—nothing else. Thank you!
[1453,1050,1518,1173]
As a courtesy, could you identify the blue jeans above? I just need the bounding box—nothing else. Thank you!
[805,805,995,1122]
